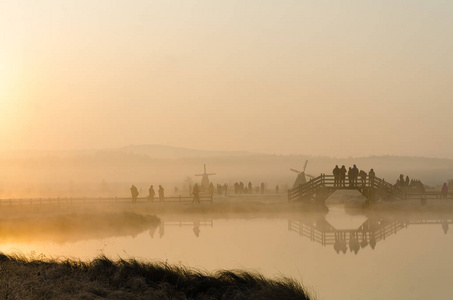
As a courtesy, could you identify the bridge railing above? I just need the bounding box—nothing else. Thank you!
[288,174,408,202]
[0,195,214,206]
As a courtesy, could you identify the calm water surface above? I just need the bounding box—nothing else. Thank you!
[2,203,453,300]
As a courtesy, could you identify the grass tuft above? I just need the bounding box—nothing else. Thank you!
[0,254,312,299]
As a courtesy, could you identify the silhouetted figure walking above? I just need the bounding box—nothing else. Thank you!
[148,185,155,202]
[276,185,280,194]
[333,165,340,187]
[130,185,139,204]
[192,184,200,204]
[260,182,265,194]
[158,185,164,202]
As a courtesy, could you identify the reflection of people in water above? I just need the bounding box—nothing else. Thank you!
[369,234,376,249]
[334,233,347,254]
[291,214,453,254]
[159,223,164,238]
[349,232,360,254]
[442,222,449,234]
[193,221,200,237]
[149,226,158,238]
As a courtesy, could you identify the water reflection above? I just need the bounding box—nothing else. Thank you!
[0,212,160,244]
[152,219,214,238]
[288,216,453,254]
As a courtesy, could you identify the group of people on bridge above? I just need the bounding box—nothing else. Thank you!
[332,165,376,188]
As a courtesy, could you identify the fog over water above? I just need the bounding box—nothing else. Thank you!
[2,197,453,300]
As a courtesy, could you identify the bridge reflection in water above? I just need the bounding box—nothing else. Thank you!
[288,216,453,254]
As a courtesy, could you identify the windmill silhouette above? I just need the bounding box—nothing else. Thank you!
[290,160,315,189]
[195,164,216,191]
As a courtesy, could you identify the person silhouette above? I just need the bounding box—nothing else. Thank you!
[359,170,367,186]
[192,184,200,204]
[340,165,347,187]
[333,165,340,187]
[130,185,139,204]
[442,183,448,199]
[368,169,376,187]
[158,185,164,202]
[148,185,155,202]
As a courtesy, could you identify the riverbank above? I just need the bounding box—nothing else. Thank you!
[0,254,311,300]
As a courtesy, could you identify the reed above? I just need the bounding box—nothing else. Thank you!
[0,254,312,299]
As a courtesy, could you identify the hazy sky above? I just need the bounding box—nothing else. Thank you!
[1,1,452,158]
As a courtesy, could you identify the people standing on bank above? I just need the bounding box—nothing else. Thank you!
[192,183,200,204]
[158,185,165,202]
[209,182,215,196]
[148,185,155,202]
[130,185,139,204]
[442,183,448,199]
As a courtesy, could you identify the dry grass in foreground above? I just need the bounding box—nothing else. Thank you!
[0,254,312,300]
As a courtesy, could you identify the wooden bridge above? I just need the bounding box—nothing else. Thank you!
[288,174,452,203]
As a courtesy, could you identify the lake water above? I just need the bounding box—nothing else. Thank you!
[1,200,453,300]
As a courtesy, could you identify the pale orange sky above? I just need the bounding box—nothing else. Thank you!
[1,1,452,158]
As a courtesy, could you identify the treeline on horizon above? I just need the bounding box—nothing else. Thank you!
[0,149,452,198]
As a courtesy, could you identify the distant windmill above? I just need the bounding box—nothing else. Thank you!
[290,160,315,189]
[195,164,216,190]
